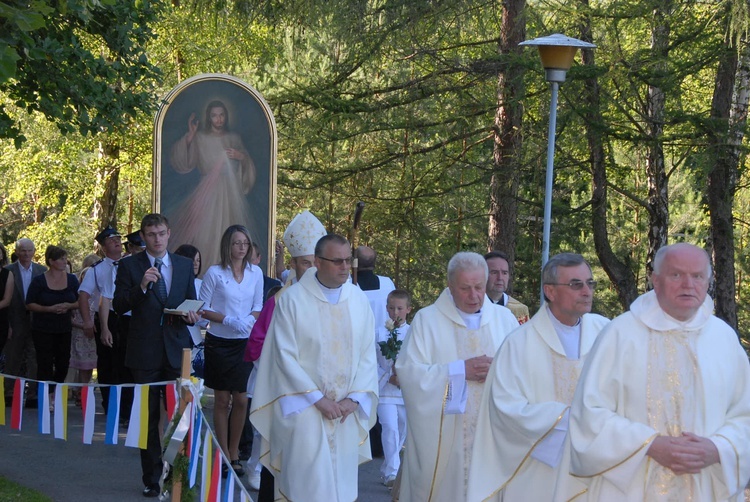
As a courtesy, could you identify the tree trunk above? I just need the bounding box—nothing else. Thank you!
[488,0,525,279]
[96,140,120,231]
[707,36,746,331]
[579,3,638,309]
[644,3,671,280]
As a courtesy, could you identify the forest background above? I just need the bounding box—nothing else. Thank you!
[2,0,750,341]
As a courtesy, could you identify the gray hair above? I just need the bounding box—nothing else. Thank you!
[652,243,712,278]
[542,253,590,285]
[447,252,488,284]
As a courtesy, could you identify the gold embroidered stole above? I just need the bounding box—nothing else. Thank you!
[645,330,701,501]
[455,325,496,491]
[551,352,580,405]
[317,300,354,483]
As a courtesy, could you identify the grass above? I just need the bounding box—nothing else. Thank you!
[0,478,52,502]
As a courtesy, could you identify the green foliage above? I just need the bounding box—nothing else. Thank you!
[0,0,163,145]
[4,0,750,339]
[0,98,152,266]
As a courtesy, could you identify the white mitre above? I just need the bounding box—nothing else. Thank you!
[283,210,327,257]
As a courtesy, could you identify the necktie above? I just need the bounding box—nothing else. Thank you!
[154,257,167,302]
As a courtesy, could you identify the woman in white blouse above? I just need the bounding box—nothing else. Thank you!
[199,225,263,476]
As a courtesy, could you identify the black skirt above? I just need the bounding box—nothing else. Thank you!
[203,333,252,392]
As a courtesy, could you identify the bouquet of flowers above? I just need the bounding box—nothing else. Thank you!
[379,318,403,361]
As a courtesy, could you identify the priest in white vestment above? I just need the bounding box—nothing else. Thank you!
[570,243,750,501]
[396,252,519,501]
[250,234,379,502]
[468,253,609,502]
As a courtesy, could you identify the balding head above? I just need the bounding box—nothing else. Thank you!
[651,243,711,321]
[357,246,376,270]
[15,238,35,267]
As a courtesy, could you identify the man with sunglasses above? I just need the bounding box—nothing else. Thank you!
[570,243,750,500]
[250,233,378,501]
[468,253,608,502]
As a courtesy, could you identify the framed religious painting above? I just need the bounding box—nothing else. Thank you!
[153,74,277,275]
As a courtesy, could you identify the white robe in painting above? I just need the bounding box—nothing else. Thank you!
[249,268,378,502]
[395,289,519,502]
[467,307,609,502]
[570,291,750,501]
[169,129,256,270]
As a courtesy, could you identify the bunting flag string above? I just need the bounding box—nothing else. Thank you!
[188,408,203,488]
[201,429,212,502]
[166,383,177,421]
[0,374,252,501]
[125,385,149,449]
[82,386,95,444]
[208,447,221,502]
[38,382,50,435]
[105,385,121,445]
[53,384,68,440]
[223,466,234,502]
[10,378,23,430]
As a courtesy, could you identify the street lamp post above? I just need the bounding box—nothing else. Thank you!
[519,33,596,303]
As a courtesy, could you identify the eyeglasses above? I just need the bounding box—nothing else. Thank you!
[546,279,597,290]
[232,241,251,247]
[317,256,353,266]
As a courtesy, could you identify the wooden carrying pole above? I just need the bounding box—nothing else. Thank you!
[351,201,365,285]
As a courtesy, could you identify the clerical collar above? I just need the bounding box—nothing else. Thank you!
[629,289,713,332]
[315,273,343,305]
[489,292,508,306]
[546,305,581,359]
[457,308,482,330]
[356,269,380,291]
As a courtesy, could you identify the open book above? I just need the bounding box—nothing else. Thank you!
[164,299,205,316]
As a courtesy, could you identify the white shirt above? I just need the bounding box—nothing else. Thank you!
[200,263,263,339]
[18,262,33,300]
[79,257,117,306]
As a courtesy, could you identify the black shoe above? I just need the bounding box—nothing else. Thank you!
[221,463,229,479]
[142,485,160,498]
[231,459,245,477]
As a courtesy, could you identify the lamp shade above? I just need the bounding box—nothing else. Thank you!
[520,33,596,83]
[538,45,578,71]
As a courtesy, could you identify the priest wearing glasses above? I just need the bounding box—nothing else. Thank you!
[250,234,378,501]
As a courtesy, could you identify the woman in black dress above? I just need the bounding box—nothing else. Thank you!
[25,245,79,399]
[0,243,15,356]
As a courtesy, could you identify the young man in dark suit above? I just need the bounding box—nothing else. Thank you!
[113,213,199,498]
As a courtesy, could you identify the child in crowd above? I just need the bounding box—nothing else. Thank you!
[376,289,412,487]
